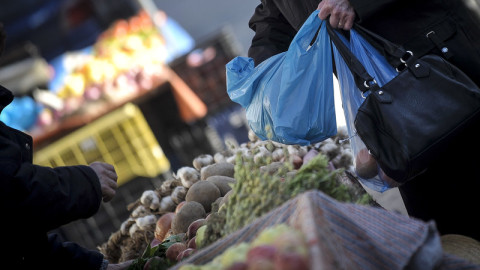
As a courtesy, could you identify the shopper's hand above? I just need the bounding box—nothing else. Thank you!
[89,162,118,202]
[107,259,134,270]
[317,0,356,30]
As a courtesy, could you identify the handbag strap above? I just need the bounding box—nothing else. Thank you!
[326,22,426,93]
[326,23,378,92]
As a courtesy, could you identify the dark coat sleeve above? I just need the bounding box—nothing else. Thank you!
[247,0,297,65]
[0,122,105,269]
[0,123,102,232]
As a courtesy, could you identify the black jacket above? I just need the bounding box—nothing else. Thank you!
[248,0,480,85]
[0,86,104,269]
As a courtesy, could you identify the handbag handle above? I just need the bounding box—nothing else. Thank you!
[326,22,418,93]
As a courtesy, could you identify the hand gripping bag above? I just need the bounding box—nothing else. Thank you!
[226,10,336,146]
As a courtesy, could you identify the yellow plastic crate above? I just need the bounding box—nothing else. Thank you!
[34,103,171,186]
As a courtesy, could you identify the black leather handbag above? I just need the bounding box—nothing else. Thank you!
[326,23,480,183]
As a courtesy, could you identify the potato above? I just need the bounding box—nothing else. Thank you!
[354,148,378,179]
[185,181,221,212]
[171,201,206,234]
[200,162,235,180]
[206,175,236,196]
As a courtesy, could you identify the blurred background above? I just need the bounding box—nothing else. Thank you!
[0,0,260,250]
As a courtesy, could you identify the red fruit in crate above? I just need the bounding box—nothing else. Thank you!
[176,248,195,261]
[355,148,378,179]
[246,245,277,264]
[187,236,196,249]
[225,262,248,270]
[247,259,275,270]
[273,252,310,270]
[165,242,187,262]
[143,256,166,270]
[186,218,206,240]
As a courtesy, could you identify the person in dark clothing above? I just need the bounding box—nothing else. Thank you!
[248,0,480,241]
[0,24,132,270]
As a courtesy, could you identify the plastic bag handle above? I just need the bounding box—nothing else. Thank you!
[327,22,415,92]
[326,22,377,92]
[352,24,408,64]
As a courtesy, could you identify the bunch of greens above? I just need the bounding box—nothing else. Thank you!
[127,234,184,270]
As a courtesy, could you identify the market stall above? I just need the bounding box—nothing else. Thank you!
[96,127,480,270]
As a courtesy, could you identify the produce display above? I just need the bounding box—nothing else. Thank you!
[98,127,375,269]
[35,10,168,129]
[179,224,310,270]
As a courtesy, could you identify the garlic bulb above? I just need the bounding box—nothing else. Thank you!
[135,215,156,230]
[176,166,201,188]
[140,190,160,210]
[171,186,187,204]
[192,154,214,170]
[131,205,149,218]
[159,196,176,212]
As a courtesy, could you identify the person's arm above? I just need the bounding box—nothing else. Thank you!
[18,163,104,231]
[247,0,297,65]
[0,128,110,232]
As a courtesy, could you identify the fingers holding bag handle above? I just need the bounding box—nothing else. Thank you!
[317,0,356,30]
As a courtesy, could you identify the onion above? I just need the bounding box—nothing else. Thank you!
[155,212,175,241]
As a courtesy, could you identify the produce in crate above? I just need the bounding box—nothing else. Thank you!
[50,10,168,121]
[99,126,374,269]
[178,224,310,270]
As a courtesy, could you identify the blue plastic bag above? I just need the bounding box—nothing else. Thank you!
[333,29,398,192]
[226,10,336,146]
[0,95,43,132]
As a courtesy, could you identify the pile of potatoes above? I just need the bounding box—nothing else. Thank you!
[99,155,238,263]
[99,127,355,264]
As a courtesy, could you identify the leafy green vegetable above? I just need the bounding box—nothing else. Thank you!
[127,234,184,270]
